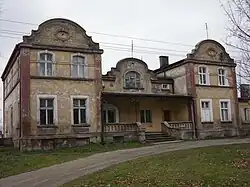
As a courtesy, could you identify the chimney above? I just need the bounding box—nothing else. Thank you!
[159,56,169,68]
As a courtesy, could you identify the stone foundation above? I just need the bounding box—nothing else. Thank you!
[0,138,13,147]
[198,128,238,139]
[18,131,144,151]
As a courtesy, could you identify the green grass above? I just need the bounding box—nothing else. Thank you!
[62,144,250,187]
[0,142,144,179]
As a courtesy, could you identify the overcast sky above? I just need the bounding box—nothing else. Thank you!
[0,0,240,129]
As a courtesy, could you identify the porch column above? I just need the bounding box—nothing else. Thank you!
[130,97,139,122]
[188,98,197,139]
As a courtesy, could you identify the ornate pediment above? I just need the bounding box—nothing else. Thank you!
[187,39,233,63]
[23,18,100,49]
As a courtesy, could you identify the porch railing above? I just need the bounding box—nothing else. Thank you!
[167,121,193,130]
[104,123,139,132]
[161,121,193,140]
[104,122,146,143]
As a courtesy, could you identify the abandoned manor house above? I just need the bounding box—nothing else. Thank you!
[2,18,250,150]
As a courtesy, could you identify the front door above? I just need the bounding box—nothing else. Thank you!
[163,110,171,121]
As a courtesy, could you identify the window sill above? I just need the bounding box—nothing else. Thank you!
[37,125,58,128]
[31,76,95,81]
[195,84,233,88]
[123,87,144,90]
[201,121,214,124]
[218,84,230,87]
[221,121,232,123]
[71,124,90,127]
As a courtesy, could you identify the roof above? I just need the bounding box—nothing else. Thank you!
[238,97,250,102]
[153,59,185,74]
[1,43,22,80]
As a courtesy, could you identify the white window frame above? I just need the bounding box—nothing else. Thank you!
[103,104,119,124]
[198,66,210,85]
[37,50,56,76]
[70,95,90,125]
[36,95,58,126]
[200,99,213,122]
[71,53,88,78]
[217,67,229,86]
[219,99,232,122]
[243,108,250,122]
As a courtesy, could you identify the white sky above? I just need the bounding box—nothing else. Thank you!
[0,0,242,129]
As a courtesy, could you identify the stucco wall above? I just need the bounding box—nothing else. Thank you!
[158,65,187,95]
[194,65,234,86]
[239,101,250,124]
[3,57,20,141]
[29,48,102,136]
[4,84,20,141]
[114,59,152,92]
[196,87,236,129]
[30,50,98,79]
[30,79,100,134]
[190,40,238,137]
[103,58,174,94]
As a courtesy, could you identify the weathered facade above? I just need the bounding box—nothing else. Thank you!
[1,18,104,150]
[102,57,193,136]
[155,40,239,139]
[1,18,246,150]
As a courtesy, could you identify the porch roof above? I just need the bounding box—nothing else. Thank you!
[102,91,193,99]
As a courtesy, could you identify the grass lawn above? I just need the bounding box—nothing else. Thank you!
[62,143,250,187]
[0,142,144,179]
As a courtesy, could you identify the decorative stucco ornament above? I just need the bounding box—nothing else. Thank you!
[207,48,217,57]
[55,30,70,41]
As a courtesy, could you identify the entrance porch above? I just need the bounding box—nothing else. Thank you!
[101,92,194,135]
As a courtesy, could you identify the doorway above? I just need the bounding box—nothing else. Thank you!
[163,110,171,121]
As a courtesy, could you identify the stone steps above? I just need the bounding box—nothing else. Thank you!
[145,132,176,143]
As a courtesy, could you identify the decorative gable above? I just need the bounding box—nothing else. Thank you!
[187,39,233,63]
[23,18,100,49]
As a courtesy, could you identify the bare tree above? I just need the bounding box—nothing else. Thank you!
[220,0,250,83]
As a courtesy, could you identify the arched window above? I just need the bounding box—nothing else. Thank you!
[71,54,86,78]
[218,68,228,86]
[38,51,54,76]
[124,71,141,88]
[198,66,210,85]
[102,104,119,124]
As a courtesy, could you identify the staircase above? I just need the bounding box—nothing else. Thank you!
[145,132,176,143]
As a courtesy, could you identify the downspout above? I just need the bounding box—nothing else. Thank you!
[19,101,21,150]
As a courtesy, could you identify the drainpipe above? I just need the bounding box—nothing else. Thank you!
[100,85,105,145]
[19,101,22,150]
